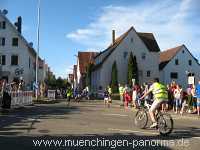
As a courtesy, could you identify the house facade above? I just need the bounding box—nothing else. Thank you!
[91,27,160,91]
[76,52,98,90]
[159,45,200,89]
[0,10,46,88]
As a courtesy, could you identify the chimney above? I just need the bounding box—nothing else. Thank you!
[14,16,22,34]
[112,30,115,45]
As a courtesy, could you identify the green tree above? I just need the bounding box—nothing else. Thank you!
[45,74,56,88]
[111,61,118,93]
[127,52,138,87]
[133,56,139,84]
[86,63,94,90]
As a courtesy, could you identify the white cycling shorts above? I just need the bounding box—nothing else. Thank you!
[149,100,167,112]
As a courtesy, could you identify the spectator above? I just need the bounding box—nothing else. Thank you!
[132,86,137,108]
[104,88,111,107]
[187,85,193,113]
[118,84,125,106]
[191,84,196,113]
[173,84,182,114]
[180,90,188,115]
[196,80,200,116]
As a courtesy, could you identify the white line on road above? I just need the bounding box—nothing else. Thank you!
[108,128,158,135]
[102,113,128,117]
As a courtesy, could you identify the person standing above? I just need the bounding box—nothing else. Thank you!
[132,86,137,108]
[173,84,182,114]
[104,88,110,108]
[119,84,124,106]
[195,80,200,116]
[108,86,112,102]
[66,87,73,106]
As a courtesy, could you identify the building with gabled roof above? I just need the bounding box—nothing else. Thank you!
[0,10,47,88]
[91,26,160,91]
[159,44,200,89]
[76,51,98,89]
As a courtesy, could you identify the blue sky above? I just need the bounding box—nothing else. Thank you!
[1,0,200,78]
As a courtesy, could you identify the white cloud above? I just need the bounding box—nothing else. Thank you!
[66,0,200,58]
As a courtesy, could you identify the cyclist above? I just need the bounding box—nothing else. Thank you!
[140,78,168,128]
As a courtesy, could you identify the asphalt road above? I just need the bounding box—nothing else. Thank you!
[0,100,200,150]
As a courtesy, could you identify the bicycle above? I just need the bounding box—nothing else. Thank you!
[134,99,174,136]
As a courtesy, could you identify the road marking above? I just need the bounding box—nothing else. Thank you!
[171,115,200,120]
[192,137,200,139]
[102,113,128,117]
[108,128,158,135]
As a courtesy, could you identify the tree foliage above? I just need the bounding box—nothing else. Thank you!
[111,61,119,93]
[127,52,138,87]
[86,63,94,90]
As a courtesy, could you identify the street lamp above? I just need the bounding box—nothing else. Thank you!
[35,0,41,100]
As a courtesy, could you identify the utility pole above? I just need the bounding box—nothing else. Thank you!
[35,0,41,100]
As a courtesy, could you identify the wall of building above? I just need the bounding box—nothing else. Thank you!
[0,14,41,87]
[92,29,160,90]
[160,46,200,90]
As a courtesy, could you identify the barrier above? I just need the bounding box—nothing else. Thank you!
[48,90,56,100]
[10,91,33,108]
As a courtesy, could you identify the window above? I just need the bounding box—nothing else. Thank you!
[0,37,5,46]
[141,53,146,60]
[0,21,6,29]
[175,59,179,65]
[170,72,178,79]
[189,60,192,66]
[29,57,31,68]
[1,55,6,65]
[12,38,18,46]
[147,70,151,77]
[182,50,185,53]
[131,38,134,43]
[123,52,128,59]
[11,55,18,65]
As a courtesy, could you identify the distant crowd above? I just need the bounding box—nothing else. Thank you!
[103,80,200,116]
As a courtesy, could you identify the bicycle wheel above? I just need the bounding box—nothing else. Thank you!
[134,108,148,129]
[157,113,174,136]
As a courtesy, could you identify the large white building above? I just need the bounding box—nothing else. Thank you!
[0,10,47,88]
[91,27,160,91]
[159,45,200,89]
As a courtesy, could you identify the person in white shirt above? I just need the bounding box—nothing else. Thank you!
[173,84,182,114]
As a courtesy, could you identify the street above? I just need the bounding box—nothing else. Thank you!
[0,100,200,150]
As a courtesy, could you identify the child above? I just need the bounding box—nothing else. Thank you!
[124,89,131,109]
[104,88,111,107]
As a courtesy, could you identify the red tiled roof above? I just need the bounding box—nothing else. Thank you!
[78,52,98,74]
[160,45,183,63]
[159,45,185,70]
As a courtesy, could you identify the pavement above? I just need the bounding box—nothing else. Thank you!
[0,99,200,150]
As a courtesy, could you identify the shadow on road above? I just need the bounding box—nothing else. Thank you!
[0,104,80,135]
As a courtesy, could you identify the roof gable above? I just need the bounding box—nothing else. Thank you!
[93,26,160,70]
[137,32,160,52]
[159,44,200,70]
[0,13,42,60]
